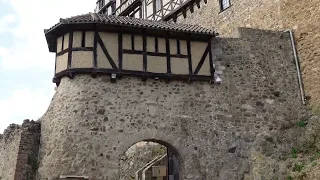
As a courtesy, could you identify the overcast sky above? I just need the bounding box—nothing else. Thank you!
[0,0,94,132]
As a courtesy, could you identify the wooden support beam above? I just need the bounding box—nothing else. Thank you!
[97,33,118,70]
[142,33,147,72]
[67,32,73,69]
[118,33,123,72]
[187,40,192,75]
[193,46,209,75]
[166,37,171,74]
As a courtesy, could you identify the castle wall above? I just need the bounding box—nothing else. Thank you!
[37,28,306,180]
[0,120,41,180]
[178,0,320,109]
[0,125,21,180]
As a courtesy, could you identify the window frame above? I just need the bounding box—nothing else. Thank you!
[219,0,231,11]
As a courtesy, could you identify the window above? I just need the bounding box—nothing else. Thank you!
[155,0,162,12]
[220,0,230,11]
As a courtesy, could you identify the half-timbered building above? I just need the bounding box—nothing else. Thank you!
[94,0,208,22]
[45,13,215,86]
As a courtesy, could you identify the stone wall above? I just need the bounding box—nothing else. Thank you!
[178,0,320,109]
[0,120,41,180]
[37,28,306,180]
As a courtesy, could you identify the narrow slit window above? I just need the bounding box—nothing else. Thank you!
[220,0,230,11]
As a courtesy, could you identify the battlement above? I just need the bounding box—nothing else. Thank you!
[0,119,41,143]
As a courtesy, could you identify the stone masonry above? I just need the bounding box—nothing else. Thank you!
[178,0,320,110]
[35,28,306,179]
[0,120,41,180]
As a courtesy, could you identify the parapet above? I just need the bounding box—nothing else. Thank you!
[0,119,41,143]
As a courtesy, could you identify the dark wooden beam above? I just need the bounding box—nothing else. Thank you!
[143,33,147,72]
[208,41,215,78]
[53,68,213,84]
[182,7,187,18]
[155,37,158,52]
[166,37,171,74]
[67,32,73,69]
[56,47,94,56]
[93,31,98,69]
[189,3,194,13]
[123,49,188,58]
[177,40,180,54]
[97,33,118,70]
[131,35,135,50]
[82,31,86,47]
[193,46,209,75]
[118,33,123,72]
[187,40,192,76]
[61,35,64,51]
[196,0,201,8]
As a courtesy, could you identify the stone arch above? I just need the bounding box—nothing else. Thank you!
[115,130,183,180]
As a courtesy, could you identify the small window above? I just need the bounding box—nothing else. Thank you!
[220,0,231,11]
[155,0,162,12]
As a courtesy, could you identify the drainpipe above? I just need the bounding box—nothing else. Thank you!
[284,29,306,105]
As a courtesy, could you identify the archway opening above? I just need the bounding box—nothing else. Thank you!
[119,140,180,180]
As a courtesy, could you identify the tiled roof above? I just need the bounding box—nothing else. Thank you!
[45,13,215,35]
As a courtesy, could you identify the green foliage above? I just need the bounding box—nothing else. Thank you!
[312,161,317,167]
[291,147,298,158]
[151,145,166,156]
[297,121,307,127]
[293,163,304,172]
[286,176,293,180]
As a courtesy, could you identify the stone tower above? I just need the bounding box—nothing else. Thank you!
[0,0,313,179]
[35,11,306,179]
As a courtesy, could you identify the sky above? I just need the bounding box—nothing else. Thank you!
[0,0,94,132]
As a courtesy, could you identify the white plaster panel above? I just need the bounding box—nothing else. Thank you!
[57,36,63,53]
[85,31,94,47]
[135,35,143,51]
[123,34,131,50]
[158,38,166,53]
[198,56,211,76]
[170,39,178,54]
[147,56,167,73]
[123,54,143,71]
[71,51,93,68]
[191,41,210,76]
[63,33,69,50]
[147,36,155,52]
[73,31,82,48]
[180,40,188,55]
[55,53,68,73]
[97,44,112,69]
[99,32,118,66]
[171,58,189,75]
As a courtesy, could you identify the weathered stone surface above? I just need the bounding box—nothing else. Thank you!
[178,0,320,110]
[36,29,306,180]
[0,120,41,180]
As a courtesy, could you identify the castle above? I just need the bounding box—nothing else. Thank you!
[0,0,319,179]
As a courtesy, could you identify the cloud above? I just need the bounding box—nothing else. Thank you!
[0,0,94,131]
[0,86,55,133]
[0,0,94,70]
[0,14,16,33]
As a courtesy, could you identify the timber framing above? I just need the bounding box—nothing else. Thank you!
[46,14,215,85]
[95,0,208,22]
